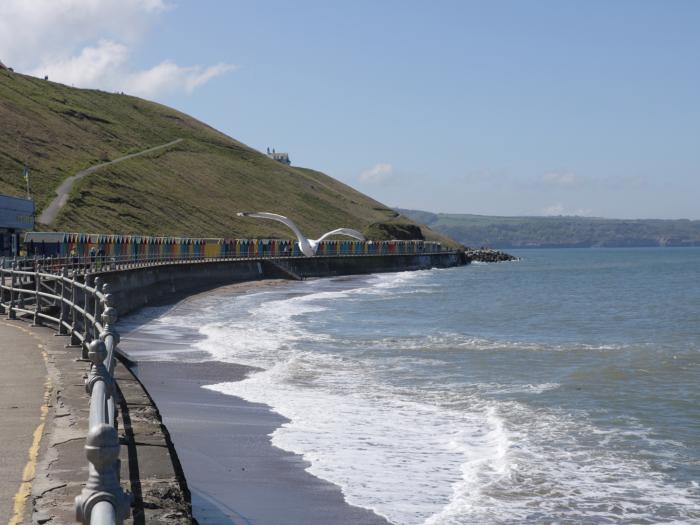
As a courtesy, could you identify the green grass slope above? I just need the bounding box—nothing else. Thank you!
[398,208,700,248]
[0,70,458,247]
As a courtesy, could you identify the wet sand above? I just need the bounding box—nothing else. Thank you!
[122,280,391,525]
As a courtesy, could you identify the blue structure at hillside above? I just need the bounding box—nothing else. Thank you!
[0,194,34,256]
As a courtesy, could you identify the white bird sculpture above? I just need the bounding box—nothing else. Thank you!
[237,212,366,257]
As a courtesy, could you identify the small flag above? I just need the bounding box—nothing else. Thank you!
[23,166,31,200]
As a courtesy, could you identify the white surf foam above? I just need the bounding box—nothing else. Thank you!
[199,270,512,524]
[205,357,508,525]
[132,269,700,524]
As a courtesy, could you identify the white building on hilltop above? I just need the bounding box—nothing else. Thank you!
[266,147,290,165]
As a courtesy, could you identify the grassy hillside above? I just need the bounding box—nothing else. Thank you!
[398,208,700,248]
[0,70,458,247]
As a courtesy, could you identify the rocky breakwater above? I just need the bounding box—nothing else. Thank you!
[465,248,519,262]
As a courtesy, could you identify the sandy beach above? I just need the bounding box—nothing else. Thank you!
[121,280,390,525]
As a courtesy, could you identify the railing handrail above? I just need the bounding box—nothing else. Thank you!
[0,264,130,524]
[12,247,453,270]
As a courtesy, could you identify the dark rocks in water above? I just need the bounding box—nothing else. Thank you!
[465,248,518,263]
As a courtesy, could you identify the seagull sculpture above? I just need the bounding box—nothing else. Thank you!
[237,212,366,257]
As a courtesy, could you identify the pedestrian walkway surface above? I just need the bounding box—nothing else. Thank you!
[0,321,50,525]
[0,318,192,524]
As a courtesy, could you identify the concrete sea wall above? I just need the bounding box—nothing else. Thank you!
[99,253,466,316]
[275,252,465,279]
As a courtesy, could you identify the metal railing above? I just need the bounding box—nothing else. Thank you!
[0,259,131,524]
[18,252,294,273]
[13,247,453,276]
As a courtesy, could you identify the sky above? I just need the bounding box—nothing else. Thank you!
[1,0,698,219]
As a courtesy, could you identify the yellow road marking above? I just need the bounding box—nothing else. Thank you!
[2,323,52,525]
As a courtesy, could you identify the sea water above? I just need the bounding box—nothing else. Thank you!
[124,248,700,524]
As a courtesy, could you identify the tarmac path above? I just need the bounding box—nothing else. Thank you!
[38,138,184,225]
[0,317,191,523]
[0,321,50,525]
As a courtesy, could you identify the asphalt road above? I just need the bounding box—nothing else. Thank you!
[38,138,184,225]
[0,321,49,525]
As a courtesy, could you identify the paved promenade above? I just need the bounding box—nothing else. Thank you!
[0,321,50,525]
[0,318,193,524]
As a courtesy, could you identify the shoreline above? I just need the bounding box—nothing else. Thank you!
[120,279,392,525]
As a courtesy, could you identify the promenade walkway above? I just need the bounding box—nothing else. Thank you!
[0,318,192,524]
[0,321,50,525]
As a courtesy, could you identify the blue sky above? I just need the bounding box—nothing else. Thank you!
[2,1,698,219]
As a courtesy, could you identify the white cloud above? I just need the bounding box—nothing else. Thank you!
[124,61,236,98]
[541,172,578,186]
[0,0,234,99]
[30,39,129,87]
[0,0,167,66]
[360,163,394,184]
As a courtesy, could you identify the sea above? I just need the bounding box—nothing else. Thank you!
[123,248,700,524]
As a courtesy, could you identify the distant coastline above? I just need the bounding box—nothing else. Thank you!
[398,208,700,249]
[489,244,700,250]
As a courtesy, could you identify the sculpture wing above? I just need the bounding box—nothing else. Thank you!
[236,212,308,245]
[315,228,366,243]
[236,213,365,257]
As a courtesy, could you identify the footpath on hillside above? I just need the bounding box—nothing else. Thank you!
[38,138,184,225]
[0,319,193,524]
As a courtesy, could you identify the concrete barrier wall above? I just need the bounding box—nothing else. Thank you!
[100,253,466,317]
[277,252,465,279]
[99,259,263,316]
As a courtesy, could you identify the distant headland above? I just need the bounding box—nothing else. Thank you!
[399,208,700,249]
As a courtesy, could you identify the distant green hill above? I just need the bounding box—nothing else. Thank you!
[398,209,700,248]
[0,70,458,247]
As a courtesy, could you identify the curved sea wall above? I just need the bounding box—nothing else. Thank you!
[274,252,465,279]
[99,253,466,316]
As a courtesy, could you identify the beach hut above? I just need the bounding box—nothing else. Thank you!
[204,239,219,258]
[23,231,67,256]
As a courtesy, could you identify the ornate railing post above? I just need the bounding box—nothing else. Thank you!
[17,260,26,312]
[75,343,129,525]
[100,284,120,434]
[100,284,120,349]
[8,261,16,320]
[83,274,92,347]
[57,268,69,335]
[69,273,81,348]
[74,422,130,525]
[32,264,42,326]
[84,339,111,396]
[75,318,130,524]
[93,276,102,340]
[0,258,5,310]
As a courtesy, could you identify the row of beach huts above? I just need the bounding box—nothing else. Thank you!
[23,232,444,259]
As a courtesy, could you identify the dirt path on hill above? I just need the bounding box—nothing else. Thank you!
[38,138,184,225]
